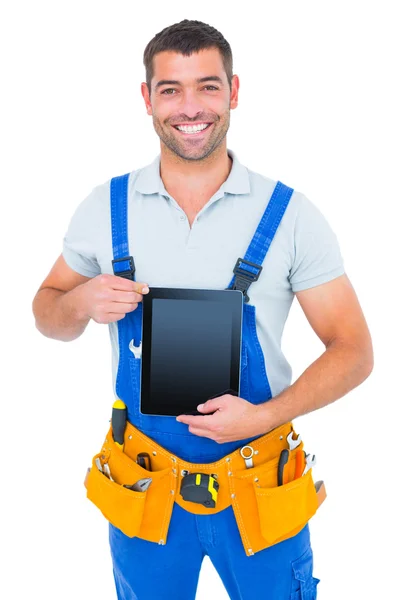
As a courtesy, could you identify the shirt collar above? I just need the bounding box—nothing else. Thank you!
[134,148,251,196]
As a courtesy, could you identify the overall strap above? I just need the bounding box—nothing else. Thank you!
[227,181,294,302]
[109,174,293,296]
[110,173,136,280]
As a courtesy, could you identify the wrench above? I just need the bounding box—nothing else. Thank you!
[240,445,255,469]
[96,459,115,482]
[102,462,114,482]
[287,432,302,451]
[302,453,316,475]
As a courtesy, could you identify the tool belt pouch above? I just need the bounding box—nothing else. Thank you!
[255,468,319,545]
[230,433,325,554]
[84,420,327,554]
[84,428,174,542]
[85,451,146,537]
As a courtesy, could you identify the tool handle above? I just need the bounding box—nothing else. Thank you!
[137,452,152,471]
[112,399,127,449]
[277,449,289,486]
[294,450,306,479]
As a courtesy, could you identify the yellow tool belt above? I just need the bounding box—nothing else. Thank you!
[84,419,326,557]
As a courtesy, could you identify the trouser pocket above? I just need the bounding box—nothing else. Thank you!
[290,545,320,599]
[254,469,319,546]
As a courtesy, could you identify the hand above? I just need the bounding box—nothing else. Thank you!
[77,274,150,324]
[176,394,265,443]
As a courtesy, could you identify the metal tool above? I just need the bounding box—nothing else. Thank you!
[287,432,302,451]
[240,445,255,469]
[102,462,114,482]
[123,477,152,492]
[277,449,289,486]
[303,453,316,476]
[95,458,115,482]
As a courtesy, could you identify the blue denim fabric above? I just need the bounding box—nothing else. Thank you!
[108,175,319,599]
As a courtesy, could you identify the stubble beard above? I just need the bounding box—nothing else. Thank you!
[152,110,231,162]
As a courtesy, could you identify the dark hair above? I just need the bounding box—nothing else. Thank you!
[143,20,233,94]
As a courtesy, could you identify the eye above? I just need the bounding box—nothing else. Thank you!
[161,86,219,94]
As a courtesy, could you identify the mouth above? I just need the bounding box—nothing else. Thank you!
[172,122,213,136]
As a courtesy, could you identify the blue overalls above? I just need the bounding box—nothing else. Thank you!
[108,174,320,599]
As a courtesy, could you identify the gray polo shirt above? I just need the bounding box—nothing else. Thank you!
[62,149,345,397]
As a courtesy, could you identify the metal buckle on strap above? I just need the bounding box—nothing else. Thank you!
[112,255,135,280]
[231,257,263,303]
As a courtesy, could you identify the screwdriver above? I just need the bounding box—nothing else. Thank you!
[112,399,127,451]
[277,449,289,486]
[294,450,306,480]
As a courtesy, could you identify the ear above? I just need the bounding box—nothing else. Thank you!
[230,74,240,110]
[141,82,153,115]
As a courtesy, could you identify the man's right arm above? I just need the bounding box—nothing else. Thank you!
[32,254,93,342]
[32,254,149,343]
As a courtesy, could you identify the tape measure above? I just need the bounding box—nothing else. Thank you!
[180,473,219,508]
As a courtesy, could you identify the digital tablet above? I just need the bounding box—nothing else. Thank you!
[140,287,243,417]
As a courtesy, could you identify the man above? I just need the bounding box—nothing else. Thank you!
[32,19,373,600]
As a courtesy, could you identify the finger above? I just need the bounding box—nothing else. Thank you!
[106,302,139,314]
[108,313,127,322]
[188,426,210,438]
[197,398,224,413]
[112,290,147,303]
[110,276,150,294]
[176,415,211,429]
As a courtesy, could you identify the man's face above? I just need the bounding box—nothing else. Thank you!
[141,48,239,161]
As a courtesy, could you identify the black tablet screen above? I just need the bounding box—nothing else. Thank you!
[140,289,242,416]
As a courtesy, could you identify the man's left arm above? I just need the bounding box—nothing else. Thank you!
[256,272,374,433]
[176,273,374,441]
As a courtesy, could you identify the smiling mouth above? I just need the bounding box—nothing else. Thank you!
[172,123,213,135]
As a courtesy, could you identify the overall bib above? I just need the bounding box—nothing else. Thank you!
[102,174,320,599]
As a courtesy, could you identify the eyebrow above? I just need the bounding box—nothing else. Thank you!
[155,76,224,90]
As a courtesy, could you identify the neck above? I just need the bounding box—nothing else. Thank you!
[159,142,232,197]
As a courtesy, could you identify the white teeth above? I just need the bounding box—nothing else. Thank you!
[176,123,210,133]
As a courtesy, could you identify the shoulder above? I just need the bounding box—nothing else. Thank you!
[246,167,307,221]
[78,168,139,210]
[74,177,111,214]
[245,166,337,246]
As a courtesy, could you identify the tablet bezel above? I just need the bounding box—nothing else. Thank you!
[140,287,243,417]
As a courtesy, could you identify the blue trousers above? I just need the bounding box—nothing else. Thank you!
[109,504,319,599]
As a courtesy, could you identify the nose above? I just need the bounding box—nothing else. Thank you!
[178,89,205,120]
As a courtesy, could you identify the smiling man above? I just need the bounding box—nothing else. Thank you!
[141,41,238,228]
[32,19,373,600]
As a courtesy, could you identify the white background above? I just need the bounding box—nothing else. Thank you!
[2,1,399,598]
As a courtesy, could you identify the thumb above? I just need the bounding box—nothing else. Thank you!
[197,398,223,413]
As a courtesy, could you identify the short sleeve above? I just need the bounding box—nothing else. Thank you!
[289,193,345,292]
[62,189,102,278]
